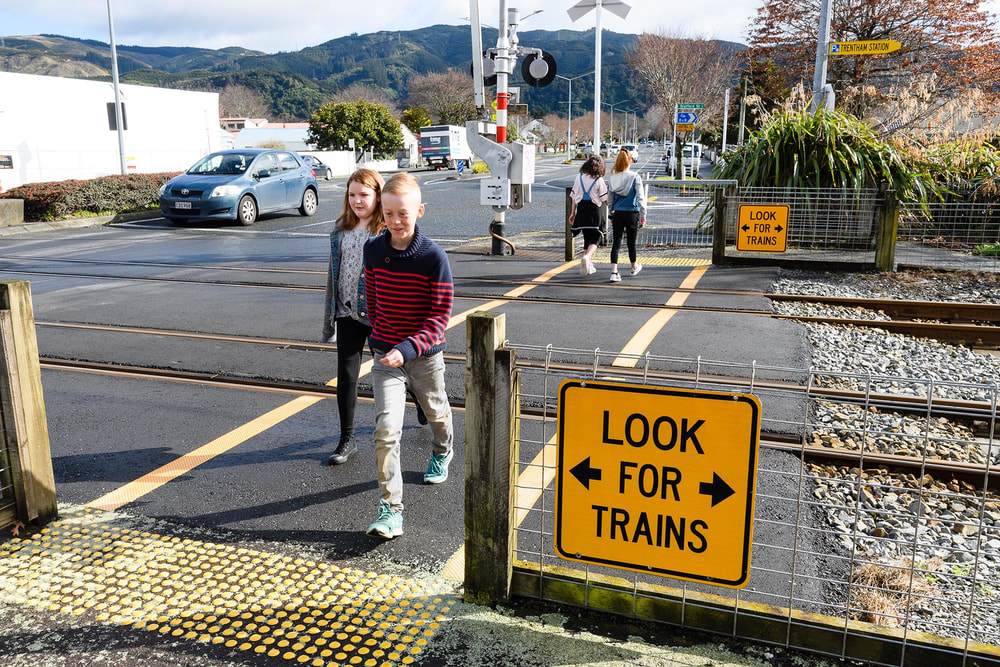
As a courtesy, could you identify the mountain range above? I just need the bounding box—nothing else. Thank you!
[0,27,741,121]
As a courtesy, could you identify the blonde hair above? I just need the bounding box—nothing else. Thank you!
[382,172,421,198]
[611,149,632,174]
[336,168,385,233]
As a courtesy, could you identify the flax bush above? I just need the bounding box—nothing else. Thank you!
[713,110,938,203]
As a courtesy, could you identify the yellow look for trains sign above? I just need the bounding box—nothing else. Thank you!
[736,204,789,252]
[555,380,761,588]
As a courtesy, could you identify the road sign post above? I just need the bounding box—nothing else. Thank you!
[555,380,761,588]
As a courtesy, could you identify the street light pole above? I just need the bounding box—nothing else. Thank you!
[555,71,593,158]
[107,0,126,175]
[810,0,833,113]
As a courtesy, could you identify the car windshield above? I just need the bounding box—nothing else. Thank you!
[187,153,254,175]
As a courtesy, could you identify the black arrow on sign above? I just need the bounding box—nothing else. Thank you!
[699,472,735,507]
[775,225,784,232]
[741,224,750,232]
[570,457,602,490]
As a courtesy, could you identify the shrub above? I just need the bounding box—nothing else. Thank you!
[713,110,939,203]
[0,171,179,222]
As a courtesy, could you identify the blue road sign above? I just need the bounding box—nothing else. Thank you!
[457,160,465,174]
[676,112,698,124]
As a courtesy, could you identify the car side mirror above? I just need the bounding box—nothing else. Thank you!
[256,169,272,179]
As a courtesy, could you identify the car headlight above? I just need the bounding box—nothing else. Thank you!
[159,183,168,195]
[210,185,241,198]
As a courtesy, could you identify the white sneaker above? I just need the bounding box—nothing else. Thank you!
[586,262,597,275]
[631,263,643,276]
[609,272,621,282]
[579,258,589,275]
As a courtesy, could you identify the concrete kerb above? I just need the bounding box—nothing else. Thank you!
[0,210,163,237]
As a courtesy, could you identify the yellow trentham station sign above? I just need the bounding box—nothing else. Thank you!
[555,380,762,588]
[828,39,901,56]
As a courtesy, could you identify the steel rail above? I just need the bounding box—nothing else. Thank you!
[40,357,999,485]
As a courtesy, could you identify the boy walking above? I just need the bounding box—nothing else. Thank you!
[362,173,454,539]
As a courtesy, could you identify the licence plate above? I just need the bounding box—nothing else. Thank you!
[174,201,192,209]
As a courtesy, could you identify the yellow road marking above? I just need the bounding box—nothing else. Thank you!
[611,264,709,368]
[443,435,559,580]
[91,261,578,511]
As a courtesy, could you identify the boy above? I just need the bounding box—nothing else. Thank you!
[362,173,454,539]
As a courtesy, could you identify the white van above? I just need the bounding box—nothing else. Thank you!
[682,143,702,171]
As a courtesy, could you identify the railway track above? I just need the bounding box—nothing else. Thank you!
[39,347,1000,488]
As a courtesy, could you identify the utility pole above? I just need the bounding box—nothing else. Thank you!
[107,0,126,175]
[809,0,833,113]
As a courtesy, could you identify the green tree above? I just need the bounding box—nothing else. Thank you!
[402,106,433,133]
[307,100,404,153]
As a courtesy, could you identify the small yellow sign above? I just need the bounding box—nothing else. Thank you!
[555,380,761,588]
[829,40,901,56]
[736,205,789,253]
[676,123,695,132]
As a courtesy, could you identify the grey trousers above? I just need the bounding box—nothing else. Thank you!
[371,350,453,511]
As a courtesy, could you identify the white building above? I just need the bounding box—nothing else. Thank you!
[0,71,223,191]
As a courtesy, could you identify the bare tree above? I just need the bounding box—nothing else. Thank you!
[329,82,399,116]
[626,33,739,137]
[537,113,569,150]
[406,69,478,125]
[219,84,270,119]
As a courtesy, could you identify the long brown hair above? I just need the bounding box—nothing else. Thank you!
[336,168,385,233]
[611,149,632,174]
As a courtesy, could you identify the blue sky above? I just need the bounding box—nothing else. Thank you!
[0,0,763,52]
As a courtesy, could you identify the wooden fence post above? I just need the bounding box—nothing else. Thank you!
[565,187,575,261]
[875,184,899,272]
[0,280,57,528]
[464,311,516,605]
[713,183,735,265]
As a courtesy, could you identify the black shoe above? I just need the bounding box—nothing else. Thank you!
[415,401,428,426]
[327,436,356,465]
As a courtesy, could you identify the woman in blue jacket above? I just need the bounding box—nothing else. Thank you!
[606,149,647,282]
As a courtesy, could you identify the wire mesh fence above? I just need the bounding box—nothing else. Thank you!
[637,178,716,248]
[505,344,1000,666]
[898,201,1000,273]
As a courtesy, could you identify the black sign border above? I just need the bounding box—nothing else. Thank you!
[555,379,760,588]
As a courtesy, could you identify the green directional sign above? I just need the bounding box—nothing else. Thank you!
[677,103,705,109]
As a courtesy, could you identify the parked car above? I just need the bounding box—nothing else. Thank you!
[300,154,333,180]
[159,149,319,225]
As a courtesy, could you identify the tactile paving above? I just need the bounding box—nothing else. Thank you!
[0,506,457,666]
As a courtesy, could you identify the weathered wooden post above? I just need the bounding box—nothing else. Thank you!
[875,183,899,272]
[565,187,575,261]
[0,281,57,529]
[712,183,736,265]
[464,311,517,605]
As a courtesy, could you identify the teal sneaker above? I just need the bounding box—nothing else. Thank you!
[366,500,403,539]
[423,449,454,484]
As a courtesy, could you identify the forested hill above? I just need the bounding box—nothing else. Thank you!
[0,27,741,120]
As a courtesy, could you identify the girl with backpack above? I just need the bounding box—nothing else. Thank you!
[606,149,647,282]
[568,155,608,275]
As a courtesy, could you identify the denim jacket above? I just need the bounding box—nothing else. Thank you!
[322,227,371,342]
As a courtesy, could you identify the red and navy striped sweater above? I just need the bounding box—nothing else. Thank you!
[363,228,454,363]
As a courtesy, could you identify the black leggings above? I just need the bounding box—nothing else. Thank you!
[335,316,372,437]
[610,211,640,264]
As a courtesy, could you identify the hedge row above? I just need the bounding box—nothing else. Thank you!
[0,171,180,222]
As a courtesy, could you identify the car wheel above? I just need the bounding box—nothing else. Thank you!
[238,195,258,226]
[299,188,318,216]
[325,168,333,181]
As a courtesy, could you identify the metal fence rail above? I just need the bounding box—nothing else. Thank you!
[898,201,1000,273]
[505,344,1000,667]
